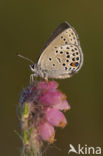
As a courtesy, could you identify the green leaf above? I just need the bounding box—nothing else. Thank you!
[23,130,30,144]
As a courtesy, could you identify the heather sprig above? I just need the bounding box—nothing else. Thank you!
[18,81,70,156]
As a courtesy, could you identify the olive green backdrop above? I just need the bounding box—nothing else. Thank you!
[0,0,103,156]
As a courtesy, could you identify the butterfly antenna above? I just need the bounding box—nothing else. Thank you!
[17,54,34,64]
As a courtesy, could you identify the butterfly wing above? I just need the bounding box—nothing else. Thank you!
[38,44,83,78]
[40,22,71,53]
[40,22,79,54]
[38,22,83,79]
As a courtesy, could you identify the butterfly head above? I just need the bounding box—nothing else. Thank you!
[29,63,39,77]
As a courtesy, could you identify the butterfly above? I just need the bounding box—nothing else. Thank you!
[18,22,83,82]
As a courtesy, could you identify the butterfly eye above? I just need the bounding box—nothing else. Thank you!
[30,64,35,72]
[31,64,35,69]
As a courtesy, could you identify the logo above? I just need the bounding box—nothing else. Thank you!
[68,144,102,155]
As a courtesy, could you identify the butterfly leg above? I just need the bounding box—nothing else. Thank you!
[43,71,48,82]
[44,76,48,82]
[30,74,35,84]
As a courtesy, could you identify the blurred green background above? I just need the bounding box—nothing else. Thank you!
[0,0,103,155]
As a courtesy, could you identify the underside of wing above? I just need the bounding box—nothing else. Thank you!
[38,44,83,79]
[38,22,80,67]
[40,22,70,53]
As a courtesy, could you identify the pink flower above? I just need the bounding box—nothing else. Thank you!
[54,100,71,111]
[38,122,55,143]
[19,81,70,143]
[45,108,67,127]
[37,81,58,90]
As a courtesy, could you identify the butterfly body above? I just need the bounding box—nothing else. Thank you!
[30,22,83,80]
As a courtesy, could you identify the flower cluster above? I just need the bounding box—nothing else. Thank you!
[18,81,70,155]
